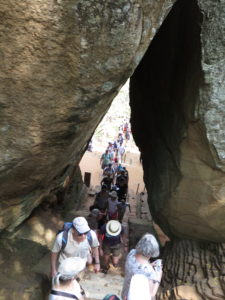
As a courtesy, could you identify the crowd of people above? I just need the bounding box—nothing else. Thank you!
[49,125,163,299]
[88,129,131,272]
[94,128,131,224]
[50,218,162,300]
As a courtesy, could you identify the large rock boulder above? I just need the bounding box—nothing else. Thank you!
[0,1,225,299]
[0,0,175,231]
[130,0,225,242]
[0,208,63,299]
[157,240,225,300]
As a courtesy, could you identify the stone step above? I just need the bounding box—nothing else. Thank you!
[81,265,123,300]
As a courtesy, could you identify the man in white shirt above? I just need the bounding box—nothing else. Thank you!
[51,217,100,276]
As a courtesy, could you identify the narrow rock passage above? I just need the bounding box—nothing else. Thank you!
[78,141,147,299]
[80,192,130,299]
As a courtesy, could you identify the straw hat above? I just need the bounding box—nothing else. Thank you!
[106,220,122,236]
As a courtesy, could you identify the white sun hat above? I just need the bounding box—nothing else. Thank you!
[53,257,87,286]
[106,220,122,236]
[58,257,86,278]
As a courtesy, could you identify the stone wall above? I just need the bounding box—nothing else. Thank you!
[0,0,225,298]
[130,0,225,242]
[157,240,225,300]
[0,0,175,232]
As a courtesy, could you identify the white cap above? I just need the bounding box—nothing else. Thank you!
[58,257,86,278]
[73,217,90,234]
[52,257,87,286]
[106,220,122,236]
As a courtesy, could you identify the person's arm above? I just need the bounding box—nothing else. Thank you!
[98,225,105,257]
[120,233,125,245]
[120,229,128,248]
[98,234,104,257]
[148,262,163,297]
[92,246,100,272]
[90,230,101,272]
[50,233,63,277]
[50,251,59,277]
[149,277,161,298]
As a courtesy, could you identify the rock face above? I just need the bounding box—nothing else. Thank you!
[0,1,225,298]
[0,0,175,231]
[157,240,225,300]
[0,208,61,300]
[130,0,225,242]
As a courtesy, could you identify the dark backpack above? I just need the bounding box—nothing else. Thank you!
[57,222,93,251]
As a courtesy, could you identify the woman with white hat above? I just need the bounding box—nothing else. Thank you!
[49,257,86,299]
[99,220,125,274]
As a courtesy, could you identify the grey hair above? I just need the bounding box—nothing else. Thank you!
[135,233,160,258]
